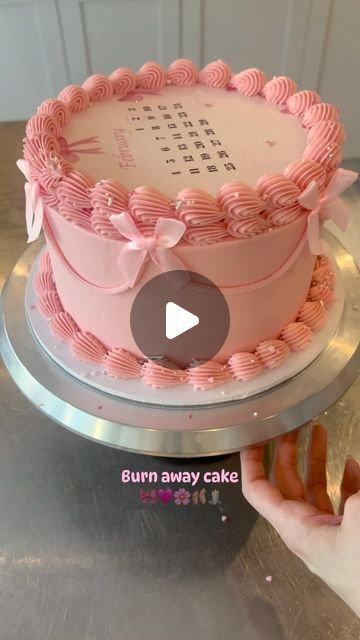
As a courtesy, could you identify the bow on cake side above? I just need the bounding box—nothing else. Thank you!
[298,168,358,255]
[17,156,358,291]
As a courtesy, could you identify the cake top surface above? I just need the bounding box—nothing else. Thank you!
[61,84,307,197]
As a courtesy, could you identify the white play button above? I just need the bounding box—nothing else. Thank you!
[165,302,199,340]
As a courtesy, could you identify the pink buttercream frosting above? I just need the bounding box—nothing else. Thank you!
[90,179,128,216]
[284,160,326,192]
[297,300,326,331]
[186,361,231,390]
[167,59,198,86]
[26,114,60,140]
[227,216,269,239]
[199,60,231,88]
[109,68,136,96]
[50,311,79,341]
[263,76,297,104]
[312,264,335,289]
[39,251,52,272]
[231,68,266,96]
[307,121,345,146]
[315,255,330,269]
[39,156,72,193]
[256,173,300,207]
[303,140,342,171]
[82,75,113,102]
[34,269,55,295]
[57,170,94,210]
[136,62,167,89]
[183,223,228,245]
[105,348,142,378]
[255,339,290,369]
[23,134,60,180]
[37,98,71,127]
[218,182,265,219]
[57,85,90,113]
[286,90,320,116]
[303,103,339,128]
[38,291,63,318]
[308,284,334,308]
[281,322,312,351]
[59,203,92,230]
[129,186,174,224]
[141,361,186,388]
[90,211,124,239]
[70,331,107,363]
[176,188,224,226]
[266,204,303,226]
[228,352,264,381]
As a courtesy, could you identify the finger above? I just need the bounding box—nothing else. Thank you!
[241,448,333,558]
[240,446,286,529]
[304,423,334,514]
[271,431,305,501]
[342,489,360,529]
[339,456,360,515]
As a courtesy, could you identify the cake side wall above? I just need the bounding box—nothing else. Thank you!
[46,208,315,360]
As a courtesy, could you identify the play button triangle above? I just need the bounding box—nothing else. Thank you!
[165,302,199,340]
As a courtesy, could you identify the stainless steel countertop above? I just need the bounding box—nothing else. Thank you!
[0,123,360,639]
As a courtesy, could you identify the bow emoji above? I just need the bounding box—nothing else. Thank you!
[140,489,158,504]
[16,159,45,243]
[110,212,187,288]
[298,168,358,255]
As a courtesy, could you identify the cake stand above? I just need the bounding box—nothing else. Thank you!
[1,230,359,457]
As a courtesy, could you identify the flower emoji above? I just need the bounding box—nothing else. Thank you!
[174,487,191,506]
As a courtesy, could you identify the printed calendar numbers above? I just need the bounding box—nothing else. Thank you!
[126,101,236,178]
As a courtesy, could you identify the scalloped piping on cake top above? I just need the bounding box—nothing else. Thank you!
[34,252,334,390]
[18,58,357,254]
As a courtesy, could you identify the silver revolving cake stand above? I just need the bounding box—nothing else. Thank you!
[1,230,360,458]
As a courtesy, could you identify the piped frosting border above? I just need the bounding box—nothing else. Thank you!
[35,252,334,391]
[21,59,348,248]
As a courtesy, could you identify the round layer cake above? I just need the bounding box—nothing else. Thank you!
[18,59,356,390]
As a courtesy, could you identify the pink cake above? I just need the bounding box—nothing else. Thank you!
[18,59,357,390]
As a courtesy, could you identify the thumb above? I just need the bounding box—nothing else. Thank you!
[342,489,360,530]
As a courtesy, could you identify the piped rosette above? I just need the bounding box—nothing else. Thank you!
[129,186,175,227]
[109,68,136,97]
[136,62,167,90]
[186,361,231,390]
[199,60,231,88]
[141,361,186,388]
[228,352,264,381]
[50,311,79,342]
[176,188,224,228]
[70,331,107,364]
[231,68,266,96]
[37,99,71,127]
[105,348,142,379]
[167,59,198,86]
[255,172,305,227]
[90,179,129,238]
[57,170,95,229]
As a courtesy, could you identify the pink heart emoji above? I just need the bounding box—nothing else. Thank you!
[158,489,173,505]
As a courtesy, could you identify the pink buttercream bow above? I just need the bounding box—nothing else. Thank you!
[16,159,45,243]
[110,212,187,288]
[298,168,358,255]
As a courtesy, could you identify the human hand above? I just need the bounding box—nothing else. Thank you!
[240,423,360,616]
